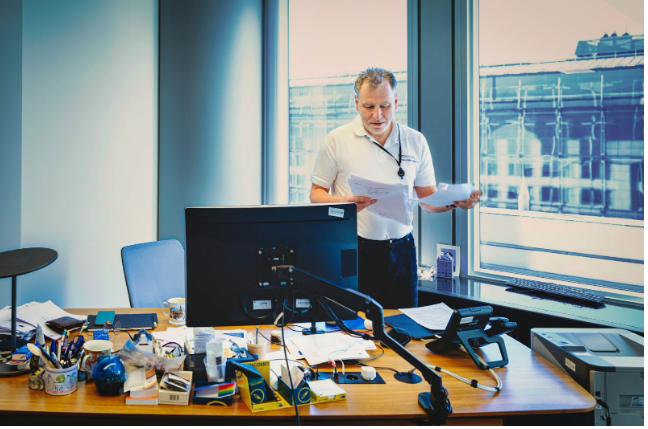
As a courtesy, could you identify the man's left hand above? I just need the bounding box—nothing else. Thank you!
[454,190,483,210]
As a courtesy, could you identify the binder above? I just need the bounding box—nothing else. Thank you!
[86,313,158,331]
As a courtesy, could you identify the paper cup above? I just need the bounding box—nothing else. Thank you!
[246,338,267,361]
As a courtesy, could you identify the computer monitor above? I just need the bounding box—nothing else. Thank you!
[185,203,359,328]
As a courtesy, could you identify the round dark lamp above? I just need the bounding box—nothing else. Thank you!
[0,247,58,376]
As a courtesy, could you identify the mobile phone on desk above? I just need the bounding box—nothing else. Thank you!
[95,311,115,326]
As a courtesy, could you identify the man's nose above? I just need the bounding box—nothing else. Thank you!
[372,106,382,119]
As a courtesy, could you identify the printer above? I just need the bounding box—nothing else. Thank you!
[531,328,643,426]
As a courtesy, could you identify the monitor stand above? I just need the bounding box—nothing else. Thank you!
[302,322,324,335]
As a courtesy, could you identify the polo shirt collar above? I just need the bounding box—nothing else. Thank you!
[352,115,402,148]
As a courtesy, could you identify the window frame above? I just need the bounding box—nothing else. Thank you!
[461,0,644,295]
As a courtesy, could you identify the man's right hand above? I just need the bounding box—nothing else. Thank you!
[342,194,377,213]
[310,184,376,213]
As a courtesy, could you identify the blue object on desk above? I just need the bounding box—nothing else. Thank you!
[95,311,115,325]
[436,253,454,278]
[93,330,109,340]
[93,355,126,396]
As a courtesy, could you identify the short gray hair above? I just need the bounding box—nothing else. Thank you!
[354,68,397,96]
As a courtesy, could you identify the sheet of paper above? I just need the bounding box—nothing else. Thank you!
[287,332,374,366]
[152,326,188,345]
[413,183,474,207]
[4,300,86,340]
[399,303,454,331]
[264,350,303,362]
[369,193,411,225]
[124,367,147,392]
[214,330,248,350]
[347,173,411,225]
[281,362,305,388]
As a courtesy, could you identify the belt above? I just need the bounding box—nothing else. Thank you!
[358,233,412,247]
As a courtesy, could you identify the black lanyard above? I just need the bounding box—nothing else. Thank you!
[369,124,405,179]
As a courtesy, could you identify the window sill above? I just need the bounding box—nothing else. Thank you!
[418,277,644,333]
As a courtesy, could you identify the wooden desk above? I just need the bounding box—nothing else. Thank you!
[0,308,595,425]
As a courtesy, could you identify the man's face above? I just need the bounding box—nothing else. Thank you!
[355,81,398,141]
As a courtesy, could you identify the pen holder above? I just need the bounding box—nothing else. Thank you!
[43,362,79,396]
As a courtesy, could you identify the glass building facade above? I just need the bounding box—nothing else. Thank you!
[288,36,643,222]
[479,34,644,220]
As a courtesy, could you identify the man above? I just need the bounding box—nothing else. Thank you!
[310,68,481,308]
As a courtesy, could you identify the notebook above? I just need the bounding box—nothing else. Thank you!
[384,313,442,340]
[86,313,158,331]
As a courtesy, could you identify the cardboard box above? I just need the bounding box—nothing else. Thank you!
[308,379,347,404]
[277,377,311,406]
[158,371,193,406]
[192,381,235,406]
[235,360,288,412]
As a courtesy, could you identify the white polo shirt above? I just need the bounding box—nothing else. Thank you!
[311,115,436,240]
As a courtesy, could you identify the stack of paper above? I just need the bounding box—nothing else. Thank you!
[399,303,454,330]
[348,173,411,225]
[0,300,86,340]
[286,332,376,366]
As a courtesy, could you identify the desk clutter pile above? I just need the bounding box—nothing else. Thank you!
[4,302,355,411]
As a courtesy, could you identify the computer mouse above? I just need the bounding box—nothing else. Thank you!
[381,327,412,348]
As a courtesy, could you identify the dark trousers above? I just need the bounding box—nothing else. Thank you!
[358,232,418,309]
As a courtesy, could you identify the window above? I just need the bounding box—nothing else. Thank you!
[473,0,643,291]
[288,0,408,203]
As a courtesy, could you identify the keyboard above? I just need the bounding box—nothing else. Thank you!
[506,277,605,305]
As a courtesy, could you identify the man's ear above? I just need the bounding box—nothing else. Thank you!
[355,95,359,111]
[394,92,398,110]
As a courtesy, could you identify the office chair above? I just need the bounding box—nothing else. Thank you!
[121,239,185,308]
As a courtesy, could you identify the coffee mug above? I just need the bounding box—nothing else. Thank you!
[43,362,79,395]
[162,297,186,325]
[81,340,113,381]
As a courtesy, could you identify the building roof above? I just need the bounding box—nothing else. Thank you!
[480,55,644,77]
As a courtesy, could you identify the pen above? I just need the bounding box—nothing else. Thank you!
[256,326,259,344]
[61,330,69,358]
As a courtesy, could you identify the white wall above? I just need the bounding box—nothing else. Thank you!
[18,0,158,308]
[159,0,263,246]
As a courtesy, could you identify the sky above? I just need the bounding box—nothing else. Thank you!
[288,0,643,79]
[479,0,644,65]
[289,0,408,80]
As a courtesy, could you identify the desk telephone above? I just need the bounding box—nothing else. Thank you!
[425,306,517,369]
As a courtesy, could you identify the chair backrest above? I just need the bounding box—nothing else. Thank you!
[121,239,185,308]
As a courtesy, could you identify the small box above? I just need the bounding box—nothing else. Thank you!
[308,379,347,404]
[159,371,193,406]
[192,381,236,406]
